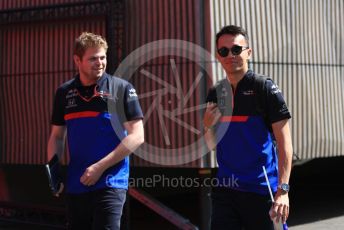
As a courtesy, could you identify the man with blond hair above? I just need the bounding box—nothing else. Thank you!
[47,32,144,230]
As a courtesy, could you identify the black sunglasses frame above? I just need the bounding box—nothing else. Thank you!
[217,45,249,57]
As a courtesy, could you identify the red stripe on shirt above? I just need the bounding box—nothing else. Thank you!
[220,116,249,122]
[64,111,100,121]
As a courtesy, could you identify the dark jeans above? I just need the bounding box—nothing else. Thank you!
[66,188,127,230]
[211,187,274,230]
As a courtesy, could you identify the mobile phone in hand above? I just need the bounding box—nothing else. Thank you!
[45,154,62,195]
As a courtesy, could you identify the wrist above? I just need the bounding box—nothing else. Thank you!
[277,183,290,194]
[94,161,107,173]
[204,124,213,132]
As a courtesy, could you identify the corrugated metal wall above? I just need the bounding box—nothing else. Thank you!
[1,0,343,167]
[0,0,83,9]
[209,0,344,159]
[0,5,107,164]
[125,0,213,167]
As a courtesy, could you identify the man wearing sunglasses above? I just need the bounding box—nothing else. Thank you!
[47,32,144,230]
[203,25,293,229]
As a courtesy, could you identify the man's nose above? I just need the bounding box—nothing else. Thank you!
[95,58,102,65]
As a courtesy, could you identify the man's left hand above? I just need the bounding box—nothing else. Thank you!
[270,191,289,224]
[80,164,104,186]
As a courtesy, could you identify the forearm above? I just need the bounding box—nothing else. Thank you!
[272,144,293,224]
[277,144,293,185]
[204,128,217,151]
[270,120,293,223]
[272,119,293,185]
[203,102,221,151]
[96,131,144,172]
[47,126,66,161]
[47,137,65,159]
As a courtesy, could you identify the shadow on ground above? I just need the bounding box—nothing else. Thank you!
[288,156,344,226]
[1,157,344,230]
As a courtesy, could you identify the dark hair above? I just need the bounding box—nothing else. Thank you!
[216,25,249,47]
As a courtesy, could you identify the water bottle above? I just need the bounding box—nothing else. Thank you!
[272,220,288,230]
[270,208,288,230]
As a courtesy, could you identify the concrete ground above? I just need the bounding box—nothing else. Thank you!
[291,215,344,229]
[1,157,344,230]
[287,156,344,230]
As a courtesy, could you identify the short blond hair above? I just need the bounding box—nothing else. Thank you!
[74,32,108,59]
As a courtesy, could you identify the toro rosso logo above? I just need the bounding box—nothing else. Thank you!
[129,88,138,98]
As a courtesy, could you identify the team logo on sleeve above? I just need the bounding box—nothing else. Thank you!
[129,88,138,98]
[279,103,288,113]
[271,84,282,94]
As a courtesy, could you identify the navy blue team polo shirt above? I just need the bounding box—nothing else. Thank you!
[51,73,143,194]
[206,70,291,195]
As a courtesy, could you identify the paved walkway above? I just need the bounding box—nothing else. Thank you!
[290,215,344,230]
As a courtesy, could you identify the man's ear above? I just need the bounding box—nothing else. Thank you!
[73,55,81,67]
[247,48,252,60]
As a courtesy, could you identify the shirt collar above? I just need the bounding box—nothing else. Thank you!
[230,69,254,87]
[73,72,109,89]
[244,69,254,79]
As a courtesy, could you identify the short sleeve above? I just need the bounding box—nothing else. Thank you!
[51,87,66,126]
[265,80,291,124]
[123,83,144,121]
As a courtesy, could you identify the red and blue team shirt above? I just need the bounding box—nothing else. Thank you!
[51,73,143,194]
[206,70,291,195]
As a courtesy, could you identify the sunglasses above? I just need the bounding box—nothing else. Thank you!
[217,45,249,57]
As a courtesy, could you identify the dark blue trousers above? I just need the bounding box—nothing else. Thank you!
[66,188,126,230]
[211,187,274,230]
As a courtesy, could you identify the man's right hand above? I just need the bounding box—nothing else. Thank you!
[54,182,64,197]
[203,102,221,129]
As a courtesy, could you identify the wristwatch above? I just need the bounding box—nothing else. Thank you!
[278,183,290,194]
